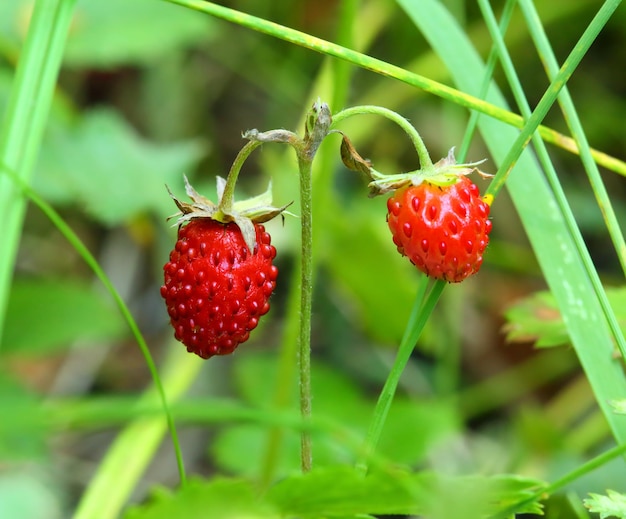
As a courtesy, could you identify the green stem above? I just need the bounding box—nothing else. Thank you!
[357,278,445,473]
[219,129,299,215]
[332,105,434,169]
[297,153,314,472]
[217,140,263,212]
[243,103,329,474]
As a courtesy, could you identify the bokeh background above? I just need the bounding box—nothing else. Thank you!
[1,1,625,517]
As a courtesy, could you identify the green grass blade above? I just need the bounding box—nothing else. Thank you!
[357,278,444,473]
[517,0,626,274]
[161,0,626,177]
[0,0,76,341]
[476,0,626,362]
[398,0,626,443]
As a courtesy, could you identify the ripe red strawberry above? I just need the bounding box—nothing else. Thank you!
[386,176,492,283]
[161,219,277,359]
[161,176,288,359]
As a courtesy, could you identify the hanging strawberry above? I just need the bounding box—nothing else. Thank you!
[161,176,289,359]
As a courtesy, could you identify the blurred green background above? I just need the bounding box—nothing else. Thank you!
[1,1,625,518]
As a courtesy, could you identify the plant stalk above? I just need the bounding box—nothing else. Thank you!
[297,154,314,472]
[357,278,445,473]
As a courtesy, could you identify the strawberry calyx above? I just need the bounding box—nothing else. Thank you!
[341,136,491,197]
[369,147,491,195]
[167,175,292,253]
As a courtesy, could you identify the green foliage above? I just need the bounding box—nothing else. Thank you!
[1,278,126,355]
[124,468,546,519]
[35,108,206,225]
[503,287,626,348]
[585,490,626,519]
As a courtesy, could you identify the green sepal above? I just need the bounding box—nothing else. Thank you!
[341,141,491,196]
[166,175,291,253]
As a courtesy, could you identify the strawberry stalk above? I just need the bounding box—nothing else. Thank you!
[294,101,332,472]
[329,104,491,473]
[215,139,264,214]
[245,100,332,473]
[331,104,435,171]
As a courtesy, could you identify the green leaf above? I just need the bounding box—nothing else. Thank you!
[584,490,626,519]
[0,0,215,67]
[34,108,206,225]
[1,278,126,355]
[124,477,278,519]
[266,467,546,518]
[502,290,571,347]
[503,287,626,348]
[421,474,546,519]
[266,466,428,517]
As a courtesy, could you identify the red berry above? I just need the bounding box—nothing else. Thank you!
[387,176,492,283]
[161,219,278,359]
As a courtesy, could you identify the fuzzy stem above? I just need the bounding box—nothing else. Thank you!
[331,105,434,170]
[294,101,332,472]
[297,154,314,472]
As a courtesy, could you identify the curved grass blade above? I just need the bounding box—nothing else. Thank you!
[517,0,626,275]
[1,165,189,514]
[476,0,626,362]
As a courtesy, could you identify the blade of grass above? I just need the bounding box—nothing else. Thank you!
[399,0,626,444]
[356,277,444,474]
[517,0,626,274]
[161,0,626,178]
[0,0,76,341]
[477,0,626,361]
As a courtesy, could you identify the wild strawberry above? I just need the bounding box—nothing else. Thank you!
[161,176,289,359]
[387,176,492,283]
[161,219,278,358]
[339,140,493,283]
